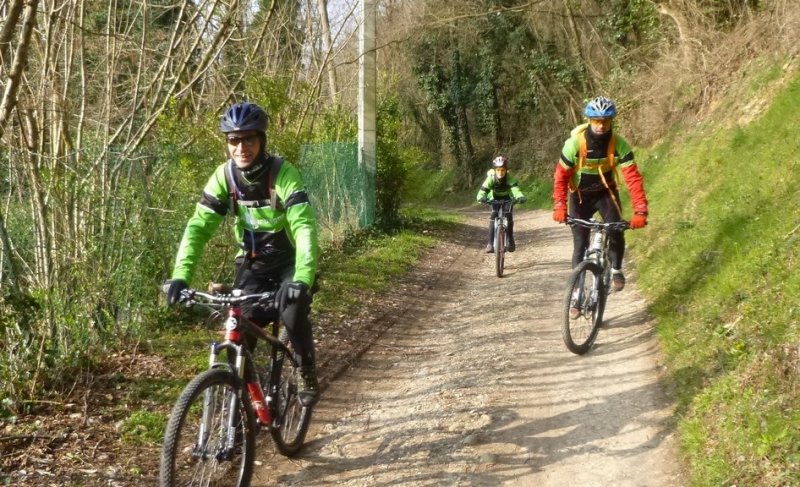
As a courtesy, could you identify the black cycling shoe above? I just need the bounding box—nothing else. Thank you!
[297,365,320,407]
[612,270,625,292]
[507,239,516,252]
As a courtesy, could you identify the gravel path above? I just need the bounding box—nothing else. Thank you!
[251,207,688,486]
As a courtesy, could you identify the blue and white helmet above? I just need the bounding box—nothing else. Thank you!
[584,96,617,118]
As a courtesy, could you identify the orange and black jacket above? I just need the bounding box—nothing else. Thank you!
[553,123,648,215]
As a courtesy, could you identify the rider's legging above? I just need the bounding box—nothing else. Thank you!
[488,204,514,244]
[569,189,624,269]
[234,256,316,367]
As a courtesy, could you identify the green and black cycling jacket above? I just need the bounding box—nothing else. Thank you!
[476,169,525,202]
[171,157,319,288]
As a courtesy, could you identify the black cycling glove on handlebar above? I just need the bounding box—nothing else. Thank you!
[166,279,188,306]
[276,281,309,310]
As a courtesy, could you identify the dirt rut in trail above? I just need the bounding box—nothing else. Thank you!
[252,208,688,486]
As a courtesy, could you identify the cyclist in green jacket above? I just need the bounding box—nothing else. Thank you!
[477,155,526,253]
[166,102,321,407]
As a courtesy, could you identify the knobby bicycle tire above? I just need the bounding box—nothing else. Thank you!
[598,265,611,326]
[160,368,256,487]
[495,223,506,278]
[269,327,313,457]
[561,260,605,355]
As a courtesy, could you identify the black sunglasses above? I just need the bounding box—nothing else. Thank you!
[226,134,259,147]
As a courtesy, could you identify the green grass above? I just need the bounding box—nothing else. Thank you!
[518,178,551,210]
[405,166,459,203]
[405,163,553,211]
[125,377,187,405]
[632,64,800,486]
[313,207,461,316]
[120,409,167,445]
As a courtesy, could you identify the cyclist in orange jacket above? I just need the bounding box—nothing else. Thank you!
[552,96,648,292]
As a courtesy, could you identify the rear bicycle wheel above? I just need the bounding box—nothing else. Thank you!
[561,260,605,355]
[269,327,312,457]
[160,369,256,487]
[495,224,505,278]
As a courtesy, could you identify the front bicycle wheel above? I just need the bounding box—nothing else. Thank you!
[160,368,256,487]
[269,328,312,457]
[597,265,611,326]
[562,260,605,355]
[495,224,506,278]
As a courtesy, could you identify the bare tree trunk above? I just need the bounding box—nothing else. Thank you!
[561,0,595,95]
[0,205,19,286]
[316,0,339,104]
[223,0,279,110]
[0,0,38,140]
[0,0,26,78]
[657,1,700,70]
[121,0,240,157]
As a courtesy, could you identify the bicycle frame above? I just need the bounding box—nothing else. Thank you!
[161,285,314,486]
[485,199,515,277]
[181,289,297,448]
[491,200,514,241]
[581,226,609,298]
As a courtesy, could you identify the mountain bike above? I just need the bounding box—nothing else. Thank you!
[561,217,630,355]
[482,199,517,277]
[159,284,312,487]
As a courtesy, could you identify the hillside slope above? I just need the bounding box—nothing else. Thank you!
[630,59,800,486]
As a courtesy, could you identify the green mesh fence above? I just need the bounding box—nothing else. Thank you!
[298,142,375,243]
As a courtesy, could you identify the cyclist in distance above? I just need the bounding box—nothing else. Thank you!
[551,96,649,291]
[166,101,321,407]
[477,155,526,253]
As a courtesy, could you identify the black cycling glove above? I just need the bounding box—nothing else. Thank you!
[166,279,188,306]
[276,281,309,310]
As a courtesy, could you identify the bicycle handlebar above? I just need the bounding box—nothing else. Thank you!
[565,217,630,231]
[185,289,276,306]
[480,199,521,206]
[162,283,276,308]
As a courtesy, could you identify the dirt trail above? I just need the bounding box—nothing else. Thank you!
[252,208,688,486]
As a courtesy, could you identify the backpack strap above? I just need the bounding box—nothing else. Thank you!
[225,160,240,215]
[267,156,283,211]
[225,156,284,214]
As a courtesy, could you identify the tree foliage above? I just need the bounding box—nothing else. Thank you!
[0,0,361,407]
[0,0,784,414]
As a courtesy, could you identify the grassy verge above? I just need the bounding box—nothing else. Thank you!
[406,165,553,211]
[631,63,800,486]
[313,207,462,315]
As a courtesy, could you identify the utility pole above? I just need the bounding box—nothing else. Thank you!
[358,0,376,226]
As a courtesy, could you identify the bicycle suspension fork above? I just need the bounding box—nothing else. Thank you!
[224,308,274,427]
[197,310,273,458]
